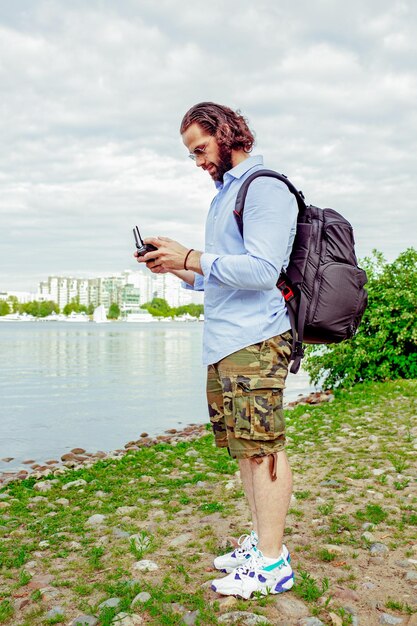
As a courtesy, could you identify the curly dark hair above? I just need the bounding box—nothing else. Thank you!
[180,102,255,153]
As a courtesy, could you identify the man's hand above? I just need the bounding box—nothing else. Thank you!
[134,236,202,274]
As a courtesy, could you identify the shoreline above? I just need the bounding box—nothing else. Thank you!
[0,390,333,486]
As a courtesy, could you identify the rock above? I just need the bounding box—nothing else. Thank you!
[85,514,106,527]
[332,588,360,603]
[362,582,376,590]
[372,468,385,476]
[298,618,325,626]
[328,614,343,626]
[39,540,50,549]
[131,592,151,606]
[185,449,199,457]
[71,616,99,626]
[319,479,342,487]
[404,570,417,582]
[370,542,389,556]
[182,610,199,625]
[379,614,404,625]
[362,522,375,531]
[71,447,86,454]
[45,606,65,619]
[55,498,70,506]
[113,528,131,539]
[68,541,82,550]
[218,611,271,624]
[62,479,87,490]
[140,475,156,484]
[116,506,137,515]
[132,559,158,572]
[169,533,194,547]
[322,544,344,555]
[361,531,376,543]
[112,613,144,625]
[273,595,309,618]
[33,481,53,492]
[98,597,121,610]
[218,596,238,610]
[27,573,54,589]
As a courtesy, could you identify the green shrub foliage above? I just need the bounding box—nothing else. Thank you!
[304,248,417,388]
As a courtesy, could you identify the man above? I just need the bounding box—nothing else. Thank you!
[136,102,297,599]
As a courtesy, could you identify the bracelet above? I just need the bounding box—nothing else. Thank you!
[183,248,194,270]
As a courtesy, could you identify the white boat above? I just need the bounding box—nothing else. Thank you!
[93,305,109,323]
[126,310,154,323]
[66,311,90,322]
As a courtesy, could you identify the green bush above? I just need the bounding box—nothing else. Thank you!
[304,248,417,389]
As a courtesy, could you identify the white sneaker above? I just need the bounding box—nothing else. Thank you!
[213,531,290,574]
[211,547,294,599]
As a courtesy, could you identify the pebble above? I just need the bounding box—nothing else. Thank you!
[62,479,87,490]
[379,614,404,625]
[71,616,99,626]
[320,479,342,487]
[169,532,194,547]
[332,588,360,603]
[362,582,377,590]
[370,542,389,556]
[113,527,131,539]
[85,514,106,527]
[322,544,344,555]
[112,613,144,625]
[131,591,151,606]
[33,480,53,492]
[329,613,343,626]
[298,618,325,626]
[361,531,376,542]
[182,610,199,625]
[132,559,159,572]
[273,595,309,617]
[116,506,137,515]
[55,498,70,506]
[185,449,199,457]
[98,597,121,609]
[404,570,417,582]
[217,596,238,609]
[218,611,271,625]
[45,606,65,619]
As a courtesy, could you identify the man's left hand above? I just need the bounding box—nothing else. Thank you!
[141,236,190,272]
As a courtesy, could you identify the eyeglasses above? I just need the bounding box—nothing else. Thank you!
[188,141,209,161]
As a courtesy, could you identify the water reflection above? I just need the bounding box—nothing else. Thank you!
[0,322,313,469]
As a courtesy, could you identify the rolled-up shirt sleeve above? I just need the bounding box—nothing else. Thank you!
[182,272,205,291]
[201,178,297,290]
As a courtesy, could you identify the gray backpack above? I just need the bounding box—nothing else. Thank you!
[234,169,368,374]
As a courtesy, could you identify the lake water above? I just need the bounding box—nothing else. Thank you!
[0,322,315,471]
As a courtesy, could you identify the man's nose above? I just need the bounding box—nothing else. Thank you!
[195,154,206,167]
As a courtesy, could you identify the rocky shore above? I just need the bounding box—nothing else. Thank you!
[0,390,334,487]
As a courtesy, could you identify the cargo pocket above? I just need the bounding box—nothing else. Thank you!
[233,376,285,441]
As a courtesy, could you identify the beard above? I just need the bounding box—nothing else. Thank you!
[212,143,233,182]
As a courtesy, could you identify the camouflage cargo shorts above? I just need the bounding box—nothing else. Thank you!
[206,331,292,460]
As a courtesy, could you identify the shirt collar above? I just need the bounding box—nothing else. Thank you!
[214,155,264,189]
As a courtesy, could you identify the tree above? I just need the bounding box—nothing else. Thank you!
[108,302,120,319]
[303,248,417,389]
[141,297,172,317]
[0,300,10,316]
[63,297,88,315]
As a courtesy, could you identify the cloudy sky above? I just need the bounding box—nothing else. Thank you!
[1,0,416,292]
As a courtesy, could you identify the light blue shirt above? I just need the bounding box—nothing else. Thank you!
[185,155,297,366]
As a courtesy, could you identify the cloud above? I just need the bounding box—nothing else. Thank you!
[0,0,416,290]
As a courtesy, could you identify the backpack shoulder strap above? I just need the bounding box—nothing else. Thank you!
[234,169,306,236]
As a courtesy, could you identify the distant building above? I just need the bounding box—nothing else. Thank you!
[37,268,202,312]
